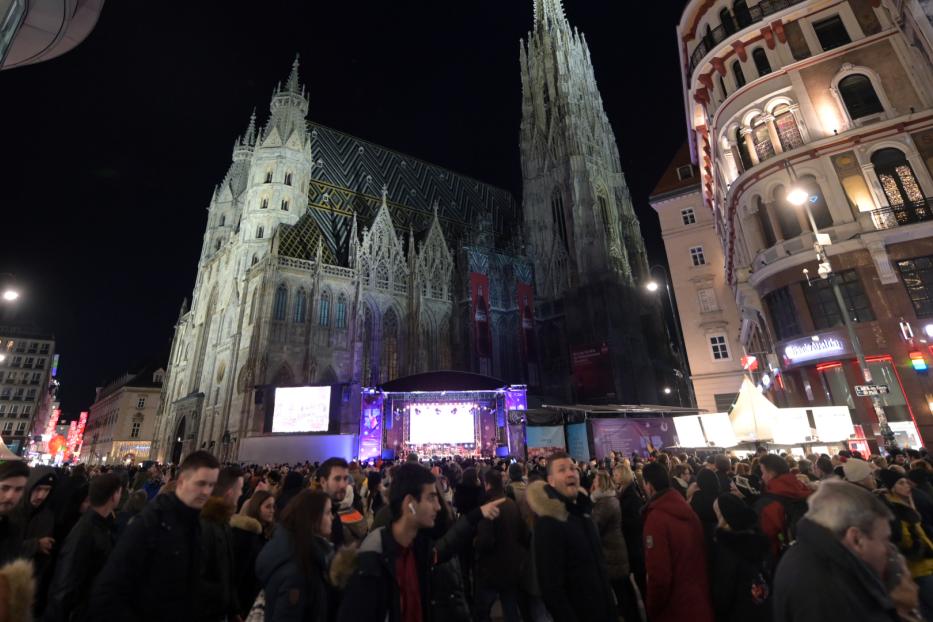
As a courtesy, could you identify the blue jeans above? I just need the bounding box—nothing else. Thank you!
[474,586,522,622]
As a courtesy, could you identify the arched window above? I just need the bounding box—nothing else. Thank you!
[732,61,746,88]
[872,148,925,207]
[551,189,569,251]
[219,215,225,227]
[839,74,883,120]
[260,198,268,210]
[281,200,289,211]
[318,291,330,327]
[734,0,751,27]
[773,104,803,151]
[256,226,264,239]
[798,176,834,229]
[265,171,273,183]
[772,184,802,239]
[375,263,389,289]
[720,8,736,35]
[755,197,777,247]
[382,310,399,381]
[751,116,774,162]
[273,285,288,321]
[735,126,753,171]
[294,289,307,323]
[752,48,771,77]
[335,294,347,329]
[284,172,293,186]
[251,255,258,266]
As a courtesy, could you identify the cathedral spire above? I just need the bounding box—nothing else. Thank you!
[285,54,302,95]
[243,108,257,147]
[533,0,568,32]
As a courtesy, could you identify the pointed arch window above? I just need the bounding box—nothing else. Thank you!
[265,171,273,183]
[375,263,389,290]
[755,197,777,247]
[219,215,225,227]
[551,190,569,251]
[362,307,374,385]
[752,48,771,77]
[256,226,264,239]
[872,148,925,207]
[281,200,289,211]
[382,310,399,381]
[319,291,330,327]
[273,285,288,321]
[260,198,268,210]
[732,61,746,88]
[294,289,307,323]
[284,172,293,186]
[839,74,884,120]
[335,294,347,329]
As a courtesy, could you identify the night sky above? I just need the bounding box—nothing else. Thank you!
[0,1,689,417]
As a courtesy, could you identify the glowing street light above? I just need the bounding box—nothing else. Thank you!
[645,281,660,292]
[2,289,19,302]
[786,186,810,206]
[663,387,672,395]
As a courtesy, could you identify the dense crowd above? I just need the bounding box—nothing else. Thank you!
[0,445,930,621]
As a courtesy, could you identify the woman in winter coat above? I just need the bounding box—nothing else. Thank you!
[616,463,646,596]
[690,469,720,563]
[711,493,772,622]
[591,470,640,622]
[232,490,275,617]
[256,490,337,621]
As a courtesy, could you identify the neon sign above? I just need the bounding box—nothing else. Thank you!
[783,334,848,365]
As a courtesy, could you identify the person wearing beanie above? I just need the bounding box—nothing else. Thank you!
[16,466,58,599]
[843,458,876,490]
[880,469,933,620]
[756,454,812,559]
[711,493,772,622]
[0,460,29,565]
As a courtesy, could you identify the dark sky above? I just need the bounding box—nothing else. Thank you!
[0,1,689,417]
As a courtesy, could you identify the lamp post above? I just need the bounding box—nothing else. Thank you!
[646,264,697,407]
[785,178,896,449]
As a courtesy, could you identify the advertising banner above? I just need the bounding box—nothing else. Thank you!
[525,425,566,459]
[358,393,384,463]
[470,273,492,375]
[589,418,678,459]
[571,343,614,400]
[566,422,591,462]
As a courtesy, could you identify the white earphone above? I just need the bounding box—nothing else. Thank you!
[408,502,416,515]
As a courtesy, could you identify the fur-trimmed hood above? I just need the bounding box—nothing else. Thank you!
[229,513,262,535]
[0,558,34,622]
[526,480,592,521]
[200,496,234,525]
[330,546,357,588]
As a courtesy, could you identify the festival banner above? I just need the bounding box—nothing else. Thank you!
[566,422,591,462]
[571,342,614,400]
[589,418,678,459]
[470,272,492,375]
[358,394,384,463]
[525,425,566,459]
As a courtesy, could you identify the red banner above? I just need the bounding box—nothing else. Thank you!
[470,273,492,374]
[571,342,614,400]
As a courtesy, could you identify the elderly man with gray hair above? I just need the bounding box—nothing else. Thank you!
[773,479,901,621]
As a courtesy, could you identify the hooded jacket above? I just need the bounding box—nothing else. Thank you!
[642,488,714,622]
[711,528,772,622]
[526,481,616,622]
[757,473,812,557]
[17,468,56,562]
[773,518,899,622]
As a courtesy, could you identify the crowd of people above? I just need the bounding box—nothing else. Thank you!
[0,444,931,621]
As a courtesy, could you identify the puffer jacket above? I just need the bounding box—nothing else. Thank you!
[590,489,630,580]
[256,527,332,622]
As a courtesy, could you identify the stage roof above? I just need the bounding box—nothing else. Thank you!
[376,371,509,393]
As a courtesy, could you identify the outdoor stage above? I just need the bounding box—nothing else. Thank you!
[358,371,527,462]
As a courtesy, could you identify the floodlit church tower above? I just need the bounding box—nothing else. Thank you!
[520,0,680,403]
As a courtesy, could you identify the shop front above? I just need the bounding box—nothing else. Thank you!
[776,330,922,450]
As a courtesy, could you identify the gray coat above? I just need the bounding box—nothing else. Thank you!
[590,490,630,580]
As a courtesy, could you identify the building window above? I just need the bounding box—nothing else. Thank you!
[732,61,746,88]
[294,289,307,323]
[690,246,706,266]
[755,197,777,247]
[2,422,12,435]
[335,295,347,329]
[710,335,730,360]
[720,8,736,34]
[897,256,933,317]
[131,421,141,439]
[318,292,330,327]
[9,405,18,416]
[734,0,751,27]
[681,208,696,225]
[752,48,771,77]
[714,393,739,411]
[752,119,775,162]
[813,15,851,51]
[803,269,875,329]
[260,198,268,210]
[39,344,48,354]
[872,148,924,207]
[256,226,264,239]
[21,405,29,416]
[551,190,569,251]
[265,171,273,183]
[10,357,19,368]
[719,75,728,100]
[219,215,225,227]
[764,286,801,340]
[281,200,289,211]
[382,310,399,381]
[676,165,694,181]
[284,172,292,186]
[839,74,883,121]
[773,104,803,151]
[273,285,288,321]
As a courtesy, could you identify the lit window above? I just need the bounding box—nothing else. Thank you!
[681,208,696,225]
[294,290,307,323]
[319,292,330,327]
[131,421,141,439]
[710,335,730,360]
[897,256,933,317]
[137,397,146,409]
[690,246,706,266]
[336,295,347,329]
[813,15,851,51]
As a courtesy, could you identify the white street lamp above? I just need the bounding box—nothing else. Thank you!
[663,387,672,395]
[645,281,659,292]
[786,187,810,207]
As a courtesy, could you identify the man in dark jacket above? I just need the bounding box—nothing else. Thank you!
[642,462,714,622]
[44,472,122,622]
[757,454,812,557]
[526,452,616,622]
[89,450,220,622]
[474,468,528,622]
[337,462,505,622]
[17,468,57,561]
[0,460,29,565]
[198,465,244,622]
[773,479,900,621]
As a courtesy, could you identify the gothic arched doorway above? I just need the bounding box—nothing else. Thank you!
[171,416,186,464]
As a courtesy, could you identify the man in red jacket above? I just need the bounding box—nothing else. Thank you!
[757,454,812,557]
[642,462,714,622]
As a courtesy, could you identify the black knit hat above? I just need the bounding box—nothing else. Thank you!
[878,469,905,491]
[717,493,757,531]
[0,460,28,482]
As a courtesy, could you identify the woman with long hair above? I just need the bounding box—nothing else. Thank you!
[232,490,276,617]
[256,490,336,621]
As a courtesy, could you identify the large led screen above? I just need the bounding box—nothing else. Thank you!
[272,386,332,433]
[408,403,475,444]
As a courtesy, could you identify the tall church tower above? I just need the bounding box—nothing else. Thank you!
[520,0,670,404]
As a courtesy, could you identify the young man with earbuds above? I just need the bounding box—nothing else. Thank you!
[338,462,505,622]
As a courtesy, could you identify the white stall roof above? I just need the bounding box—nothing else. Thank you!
[729,378,779,442]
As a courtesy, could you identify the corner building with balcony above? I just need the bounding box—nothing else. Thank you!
[679,0,933,447]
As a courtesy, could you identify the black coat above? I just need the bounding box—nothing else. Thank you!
[618,484,646,590]
[230,515,268,617]
[198,497,239,621]
[474,494,529,590]
[0,513,25,566]
[89,492,203,622]
[526,481,617,622]
[772,518,899,622]
[710,528,772,622]
[44,510,115,622]
[255,527,332,622]
[337,510,481,622]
